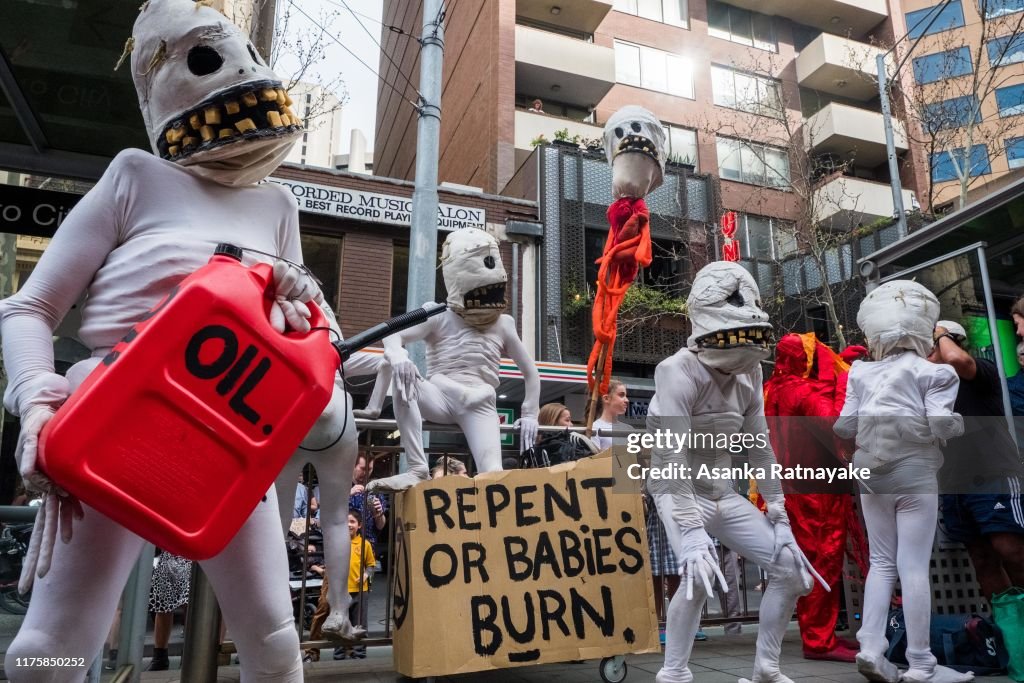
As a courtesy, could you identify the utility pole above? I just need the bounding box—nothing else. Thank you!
[877,52,908,239]
[406,0,444,352]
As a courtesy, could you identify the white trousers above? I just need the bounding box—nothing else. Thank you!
[4,488,301,683]
[393,374,502,475]
[858,493,938,675]
[654,492,807,681]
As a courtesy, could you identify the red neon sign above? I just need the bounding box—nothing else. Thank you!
[720,211,740,262]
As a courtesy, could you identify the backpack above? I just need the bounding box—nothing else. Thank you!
[520,431,599,469]
[886,608,1010,675]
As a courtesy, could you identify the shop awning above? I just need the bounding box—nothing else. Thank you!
[860,174,1024,275]
[1,0,148,180]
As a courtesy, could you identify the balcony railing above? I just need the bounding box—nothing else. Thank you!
[813,175,917,228]
[806,102,907,168]
[515,24,616,109]
[796,34,886,101]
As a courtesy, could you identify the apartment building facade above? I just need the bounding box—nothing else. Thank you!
[899,0,1024,212]
[376,0,935,367]
[283,81,346,169]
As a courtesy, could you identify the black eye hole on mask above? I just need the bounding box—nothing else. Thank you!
[614,127,624,138]
[630,122,642,132]
[188,45,224,76]
[726,290,745,307]
[484,255,496,269]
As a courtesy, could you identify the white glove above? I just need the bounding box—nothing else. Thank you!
[767,501,829,593]
[515,416,538,453]
[676,526,727,600]
[271,260,320,334]
[384,348,420,402]
[16,403,83,594]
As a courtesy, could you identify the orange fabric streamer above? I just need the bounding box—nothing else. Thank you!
[587,197,653,396]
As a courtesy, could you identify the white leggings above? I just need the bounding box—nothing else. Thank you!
[655,492,809,681]
[858,492,938,675]
[4,488,301,683]
[392,374,502,476]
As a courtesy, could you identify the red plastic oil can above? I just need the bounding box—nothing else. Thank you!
[39,244,339,559]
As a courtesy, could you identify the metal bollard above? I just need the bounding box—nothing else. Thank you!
[181,564,221,681]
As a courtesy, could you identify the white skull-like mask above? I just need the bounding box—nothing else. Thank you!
[441,228,507,328]
[603,106,666,200]
[130,0,301,185]
[857,280,940,360]
[687,262,772,374]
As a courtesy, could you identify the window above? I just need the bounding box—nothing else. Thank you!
[662,125,699,167]
[586,231,685,296]
[989,34,1024,67]
[997,83,1024,116]
[905,2,965,39]
[716,137,790,187]
[613,0,688,27]
[300,233,342,313]
[1007,137,1024,168]
[930,144,991,182]
[707,0,776,51]
[614,41,694,98]
[737,214,792,260]
[913,47,973,84]
[981,0,1024,19]
[711,66,783,118]
[923,95,980,132]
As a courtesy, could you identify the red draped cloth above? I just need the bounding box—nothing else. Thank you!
[764,332,869,654]
[587,197,652,396]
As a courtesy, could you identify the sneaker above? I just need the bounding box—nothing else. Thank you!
[332,647,347,660]
[659,627,666,645]
[694,630,708,642]
[104,649,117,671]
[351,646,366,659]
[146,648,169,672]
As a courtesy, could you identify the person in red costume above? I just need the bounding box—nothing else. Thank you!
[764,333,868,663]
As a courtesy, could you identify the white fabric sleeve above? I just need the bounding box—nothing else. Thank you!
[834,365,861,440]
[923,365,963,441]
[647,359,702,529]
[1,162,125,416]
[501,315,539,419]
[742,364,784,504]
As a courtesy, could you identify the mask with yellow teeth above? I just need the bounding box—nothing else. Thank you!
[441,228,508,329]
[129,0,302,186]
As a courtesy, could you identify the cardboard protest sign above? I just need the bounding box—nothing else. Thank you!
[392,454,659,677]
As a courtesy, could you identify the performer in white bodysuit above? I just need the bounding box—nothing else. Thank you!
[648,261,824,683]
[366,228,541,492]
[835,281,971,683]
[0,1,346,679]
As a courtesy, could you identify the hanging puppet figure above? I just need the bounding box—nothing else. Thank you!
[648,261,827,683]
[0,0,348,678]
[364,228,541,492]
[835,282,970,683]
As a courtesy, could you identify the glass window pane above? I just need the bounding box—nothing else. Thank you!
[734,73,758,112]
[667,55,694,97]
[996,83,1024,116]
[614,0,638,11]
[707,0,730,38]
[969,144,991,175]
[744,215,774,259]
[717,138,742,180]
[731,7,753,45]
[752,13,776,51]
[741,144,765,184]
[641,47,668,91]
[712,66,735,107]
[989,34,1024,66]
[906,1,964,39]
[758,78,782,117]
[615,42,642,85]
[776,224,798,257]
[664,0,688,27]
[765,147,790,186]
[931,150,958,182]
[1007,137,1024,168]
[638,0,663,21]
[668,127,698,167]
